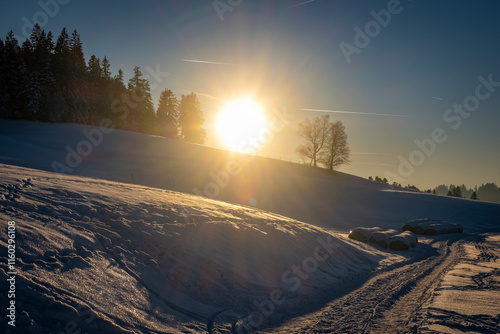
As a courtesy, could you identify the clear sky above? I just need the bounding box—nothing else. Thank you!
[1,0,499,189]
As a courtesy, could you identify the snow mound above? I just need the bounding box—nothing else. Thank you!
[403,219,464,235]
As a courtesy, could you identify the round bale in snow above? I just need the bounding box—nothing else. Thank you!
[368,229,398,249]
[348,227,383,243]
[389,231,418,251]
[403,219,463,235]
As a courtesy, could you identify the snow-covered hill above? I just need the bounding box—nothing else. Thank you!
[0,120,499,333]
[0,163,396,333]
[1,120,499,234]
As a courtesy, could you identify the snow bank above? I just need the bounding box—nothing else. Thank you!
[403,219,463,235]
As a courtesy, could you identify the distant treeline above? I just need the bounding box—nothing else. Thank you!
[0,25,206,143]
[433,183,500,203]
[369,176,500,204]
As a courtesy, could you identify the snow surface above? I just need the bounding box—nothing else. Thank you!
[0,163,395,333]
[0,120,499,333]
[419,234,500,332]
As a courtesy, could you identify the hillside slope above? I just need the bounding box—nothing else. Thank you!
[0,163,392,333]
[1,120,498,233]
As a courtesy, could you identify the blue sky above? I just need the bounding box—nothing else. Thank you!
[1,0,499,189]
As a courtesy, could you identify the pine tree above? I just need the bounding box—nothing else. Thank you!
[2,31,29,119]
[101,56,111,79]
[127,66,156,133]
[53,28,71,83]
[470,191,478,200]
[51,27,72,121]
[22,24,56,121]
[156,89,179,138]
[69,30,86,74]
[110,69,127,129]
[67,29,89,123]
[87,55,102,78]
[0,38,7,117]
[179,92,206,144]
[86,55,103,124]
[452,186,463,198]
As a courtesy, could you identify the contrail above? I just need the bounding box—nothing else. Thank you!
[352,152,393,156]
[181,59,231,65]
[287,0,316,9]
[300,108,409,117]
[354,161,396,167]
[192,91,219,100]
[432,96,444,100]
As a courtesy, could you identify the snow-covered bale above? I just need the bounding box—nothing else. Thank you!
[368,229,398,249]
[388,231,418,251]
[403,219,463,235]
[348,227,382,243]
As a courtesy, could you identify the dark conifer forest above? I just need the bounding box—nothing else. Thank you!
[0,24,205,143]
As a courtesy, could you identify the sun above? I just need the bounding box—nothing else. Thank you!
[216,98,269,152]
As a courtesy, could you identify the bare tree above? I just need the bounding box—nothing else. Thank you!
[296,115,329,167]
[320,120,350,171]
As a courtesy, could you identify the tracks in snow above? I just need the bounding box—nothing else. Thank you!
[264,240,462,334]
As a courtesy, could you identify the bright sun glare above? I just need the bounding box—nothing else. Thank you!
[216,98,268,152]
